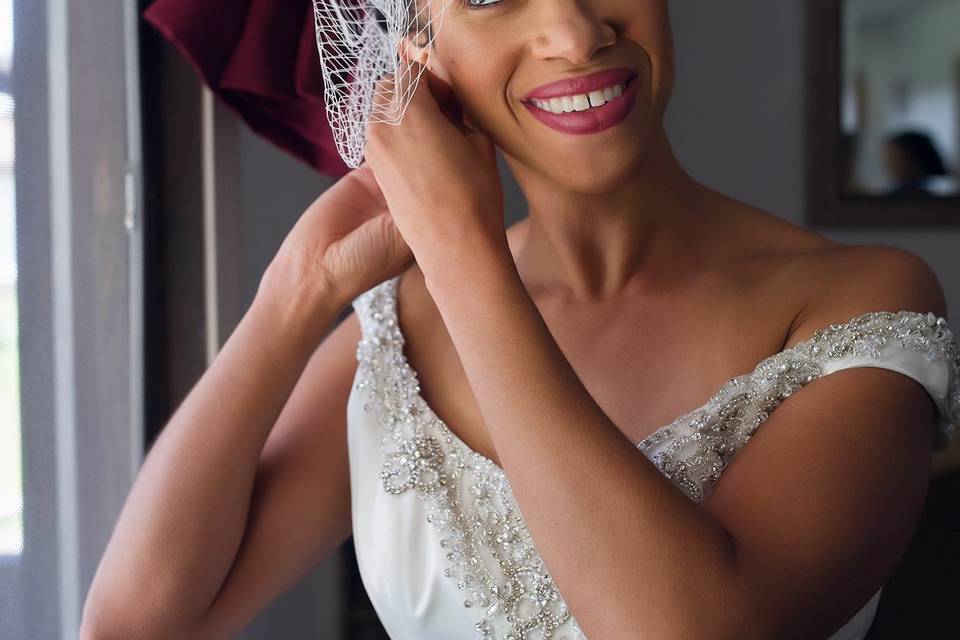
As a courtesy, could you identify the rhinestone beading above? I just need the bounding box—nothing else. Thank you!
[352,276,959,639]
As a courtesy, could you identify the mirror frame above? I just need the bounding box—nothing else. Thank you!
[806,0,960,227]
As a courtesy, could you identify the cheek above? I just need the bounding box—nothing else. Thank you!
[437,45,514,126]
[622,3,676,110]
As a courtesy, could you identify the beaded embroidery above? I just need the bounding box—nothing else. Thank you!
[351,276,959,640]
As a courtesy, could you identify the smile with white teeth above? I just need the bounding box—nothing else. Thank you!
[529,82,625,114]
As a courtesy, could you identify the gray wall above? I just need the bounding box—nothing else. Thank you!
[236,131,335,312]
[664,0,959,319]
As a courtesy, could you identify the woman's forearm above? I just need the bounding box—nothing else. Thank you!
[421,245,742,638]
[81,283,342,638]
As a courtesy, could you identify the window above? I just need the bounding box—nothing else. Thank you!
[0,1,143,637]
[0,0,19,560]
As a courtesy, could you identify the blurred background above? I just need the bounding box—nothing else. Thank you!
[841,0,959,197]
[1,0,958,638]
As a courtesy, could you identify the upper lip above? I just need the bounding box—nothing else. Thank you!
[521,67,637,102]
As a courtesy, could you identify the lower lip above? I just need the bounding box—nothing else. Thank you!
[522,76,639,135]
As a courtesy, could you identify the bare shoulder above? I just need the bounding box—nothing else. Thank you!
[784,242,948,346]
[714,203,948,344]
[704,238,947,638]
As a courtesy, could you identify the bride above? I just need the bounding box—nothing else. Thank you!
[83,0,958,638]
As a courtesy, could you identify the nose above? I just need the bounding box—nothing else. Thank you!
[528,0,617,65]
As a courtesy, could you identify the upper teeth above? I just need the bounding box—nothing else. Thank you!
[530,83,625,114]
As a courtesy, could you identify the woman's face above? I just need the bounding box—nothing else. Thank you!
[424,0,675,193]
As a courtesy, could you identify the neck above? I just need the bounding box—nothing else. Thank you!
[503,126,713,301]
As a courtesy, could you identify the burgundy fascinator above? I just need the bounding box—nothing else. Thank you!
[143,0,352,177]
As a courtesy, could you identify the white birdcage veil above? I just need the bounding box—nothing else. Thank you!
[312,0,455,169]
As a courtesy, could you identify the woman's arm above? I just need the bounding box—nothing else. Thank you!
[80,282,353,640]
[418,242,943,639]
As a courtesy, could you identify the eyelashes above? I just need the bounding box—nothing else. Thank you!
[460,0,505,9]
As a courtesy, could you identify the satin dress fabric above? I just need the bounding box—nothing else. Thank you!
[346,276,959,639]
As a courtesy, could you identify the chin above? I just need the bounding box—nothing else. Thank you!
[533,124,656,193]
[552,153,644,193]
[497,99,658,192]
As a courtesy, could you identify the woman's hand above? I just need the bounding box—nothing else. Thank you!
[363,63,508,270]
[258,162,415,316]
[257,62,508,339]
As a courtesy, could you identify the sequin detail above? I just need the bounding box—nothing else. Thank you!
[638,309,959,503]
[352,276,959,639]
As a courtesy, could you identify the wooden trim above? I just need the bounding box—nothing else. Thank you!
[805,0,960,227]
[140,22,208,447]
[201,90,243,361]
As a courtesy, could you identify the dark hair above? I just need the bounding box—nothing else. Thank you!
[371,2,435,47]
[372,8,389,33]
[405,1,435,47]
[886,131,948,178]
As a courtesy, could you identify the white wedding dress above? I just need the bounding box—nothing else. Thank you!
[345,276,959,639]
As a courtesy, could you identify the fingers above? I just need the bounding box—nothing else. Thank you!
[367,71,403,161]
[370,71,398,122]
[350,161,381,195]
[365,61,492,163]
[375,61,454,118]
[421,64,455,109]
[404,63,473,136]
[390,60,441,120]
[367,64,439,149]
[464,127,496,162]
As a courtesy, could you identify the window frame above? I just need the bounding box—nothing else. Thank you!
[2,0,145,637]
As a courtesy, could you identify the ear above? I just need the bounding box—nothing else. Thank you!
[397,33,431,68]
[397,46,454,93]
[396,31,454,107]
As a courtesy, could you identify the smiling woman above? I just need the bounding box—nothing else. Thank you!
[88,1,960,639]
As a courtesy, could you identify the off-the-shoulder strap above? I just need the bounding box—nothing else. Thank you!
[642,310,959,505]
[810,311,959,450]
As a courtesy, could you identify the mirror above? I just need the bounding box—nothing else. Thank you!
[807,0,960,225]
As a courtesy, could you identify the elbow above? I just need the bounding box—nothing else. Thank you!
[79,619,203,640]
[79,611,129,640]
[79,592,119,640]
[79,600,203,640]
[698,597,782,640]
[81,568,210,640]
[80,584,143,640]
[79,604,146,640]
[611,602,765,640]
[668,587,778,640]
[679,616,773,640]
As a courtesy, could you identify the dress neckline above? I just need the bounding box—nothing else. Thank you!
[379,274,951,476]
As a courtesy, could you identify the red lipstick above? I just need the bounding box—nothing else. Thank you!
[521,68,640,136]
[522,67,636,102]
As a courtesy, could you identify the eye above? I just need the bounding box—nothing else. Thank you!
[463,0,504,8]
